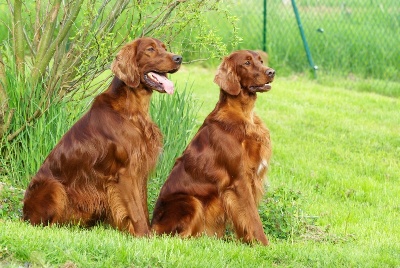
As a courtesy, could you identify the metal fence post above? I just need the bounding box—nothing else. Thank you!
[263,0,267,52]
[291,0,318,78]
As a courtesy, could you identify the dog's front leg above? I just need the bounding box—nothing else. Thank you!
[106,175,150,237]
[223,179,269,245]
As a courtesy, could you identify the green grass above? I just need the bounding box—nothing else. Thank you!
[1,220,398,267]
[1,65,400,267]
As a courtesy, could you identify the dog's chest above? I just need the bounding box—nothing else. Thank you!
[140,120,162,154]
[243,124,271,176]
[126,116,163,164]
[243,138,269,172]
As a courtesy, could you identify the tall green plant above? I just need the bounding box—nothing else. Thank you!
[148,82,200,210]
[0,67,87,187]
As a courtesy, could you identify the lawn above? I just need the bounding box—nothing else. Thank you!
[1,64,400,267]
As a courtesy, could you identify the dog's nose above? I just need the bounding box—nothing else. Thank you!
[266,68,275,78]
[173,55,183,64]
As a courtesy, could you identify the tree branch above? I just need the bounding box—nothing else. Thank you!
[33,0,42,53]
[7,108,40,142]
[13,0,25,75]
[96,0,130,37]
[142,0,187,36]
[2,109,14,141]
[32,0,62,83]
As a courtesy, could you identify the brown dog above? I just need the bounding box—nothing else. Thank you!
[22,37,182,236]
[151,50,275,245]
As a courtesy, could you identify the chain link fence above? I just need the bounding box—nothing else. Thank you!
[223,0,399,96]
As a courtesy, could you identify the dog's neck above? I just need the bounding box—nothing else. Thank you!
[215,89,257,119]
[105,76,153,116]
[110,76,125,89]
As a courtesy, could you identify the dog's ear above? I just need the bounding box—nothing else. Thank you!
[111,41,140,88]
[213,56,241,96]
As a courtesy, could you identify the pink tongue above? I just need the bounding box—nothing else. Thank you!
[149,72,174,94]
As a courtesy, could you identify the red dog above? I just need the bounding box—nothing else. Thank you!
[23,37,182,236]
[151,50,275,245]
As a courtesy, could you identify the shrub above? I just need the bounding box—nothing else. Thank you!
[260,187,315,239]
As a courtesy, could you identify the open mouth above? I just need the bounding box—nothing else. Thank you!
[249,82,272,93]
[144,71,175,94]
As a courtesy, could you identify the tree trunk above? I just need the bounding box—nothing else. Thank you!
[13,0,25,75]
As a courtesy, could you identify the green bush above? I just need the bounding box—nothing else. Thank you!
[260,187,314,240]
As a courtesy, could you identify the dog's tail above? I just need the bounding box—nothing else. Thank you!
[22,176,67,226]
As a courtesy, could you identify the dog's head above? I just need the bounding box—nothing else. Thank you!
[214,50,275,96]
[111,37,182,94]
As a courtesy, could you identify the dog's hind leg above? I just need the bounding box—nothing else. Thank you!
[22,177,67,226]
[151,194,206,237]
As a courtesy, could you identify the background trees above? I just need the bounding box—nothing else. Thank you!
[0,0,236,143]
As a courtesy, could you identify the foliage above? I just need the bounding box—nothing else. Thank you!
[0,0,239,187]
[259,187,313,240]
[0,74,198,186]
[0,0,238,142]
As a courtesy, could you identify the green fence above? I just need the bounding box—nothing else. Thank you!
[225,0,399,95]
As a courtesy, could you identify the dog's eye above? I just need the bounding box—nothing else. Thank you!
[147,47,155,52]
[244,61,251,66]
[260,60,264,64]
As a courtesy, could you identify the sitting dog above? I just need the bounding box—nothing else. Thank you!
[151,50,275,245]
[23,37,182,237]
